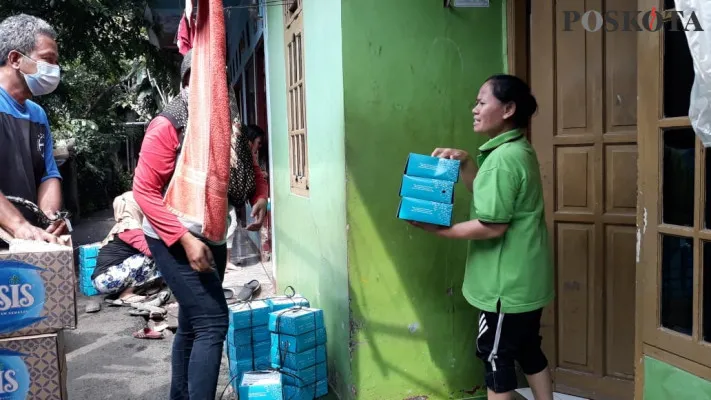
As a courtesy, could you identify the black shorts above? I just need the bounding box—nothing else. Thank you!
[475,307,548,393]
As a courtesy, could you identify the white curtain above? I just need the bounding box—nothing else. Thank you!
[677,0,711,147]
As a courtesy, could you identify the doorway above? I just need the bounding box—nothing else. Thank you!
[517,1,638,398]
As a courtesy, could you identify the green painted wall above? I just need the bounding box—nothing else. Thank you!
[644,356,711,399]
[341,1,506,399]
[264,1,351,398]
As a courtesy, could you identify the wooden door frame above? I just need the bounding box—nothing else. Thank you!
[508,1,640,398]
[507,0,561,386]
[509,0,559,381]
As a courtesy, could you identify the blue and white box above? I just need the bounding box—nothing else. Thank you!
[265,295,310,312]
[228,300,271,329]
[227,325,271,346]
[280,362,328,387]
[397,197,454,226]
[404,153,460,182]
[269,308,324,336]
[271,344,327,371]
[271,328,327,354]
[229,339,271,361]
[284,380,329,400]
[239,371,283,400]
[399,175,455,204]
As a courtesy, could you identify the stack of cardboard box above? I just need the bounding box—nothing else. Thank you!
[269,307,328,399]
[397,153,461,227]
[225,295,311,393]
[77,244,101,297]
[0,237,77,399]
[225,300,272,386]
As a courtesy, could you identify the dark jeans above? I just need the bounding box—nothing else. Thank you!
[146,236,228,400]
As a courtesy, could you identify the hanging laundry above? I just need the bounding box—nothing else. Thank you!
[164,0,231,242]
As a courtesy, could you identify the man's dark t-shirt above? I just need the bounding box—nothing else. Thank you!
[0,87,61,225]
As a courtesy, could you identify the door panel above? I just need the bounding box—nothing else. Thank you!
[530,0,638,398]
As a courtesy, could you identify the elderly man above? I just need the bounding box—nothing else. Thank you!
[0,14,65,243]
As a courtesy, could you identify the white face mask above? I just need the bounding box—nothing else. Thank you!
[19,53,61,96]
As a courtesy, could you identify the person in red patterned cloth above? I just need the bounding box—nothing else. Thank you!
[132,50,268,398]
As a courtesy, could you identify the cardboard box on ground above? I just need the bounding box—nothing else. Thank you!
[0,333,67,400]
[0,235,76,399]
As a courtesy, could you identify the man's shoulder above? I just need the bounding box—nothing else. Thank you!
[23,99,49,124]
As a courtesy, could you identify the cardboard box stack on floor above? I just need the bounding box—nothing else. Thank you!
[269,307,328,399]
[0,237,76,399]
[77,244,101,296]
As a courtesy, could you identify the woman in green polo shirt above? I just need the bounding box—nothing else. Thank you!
[411,74,554,400]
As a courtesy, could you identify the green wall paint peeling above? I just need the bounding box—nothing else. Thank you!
[265,1,352,398]
[341,1,505,398]
[644,356,711,399]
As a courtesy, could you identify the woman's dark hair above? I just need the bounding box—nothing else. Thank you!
[243,124,266,142]
[485,74,538,128]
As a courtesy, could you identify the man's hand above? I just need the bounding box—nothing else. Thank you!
[45,220,67,235]
[180,232,215,273]
[246,198,267,231]
[44,212,67,235]
[11,221,60,244]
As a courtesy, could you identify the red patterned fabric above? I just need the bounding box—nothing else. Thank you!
[177,13,196,56]
[164,0,231,242]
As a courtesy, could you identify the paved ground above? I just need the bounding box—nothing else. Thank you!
[65,211,275,400]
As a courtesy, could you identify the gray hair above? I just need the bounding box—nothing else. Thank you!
[0,14,57,66]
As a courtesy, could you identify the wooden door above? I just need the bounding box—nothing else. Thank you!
[529,1,638,398]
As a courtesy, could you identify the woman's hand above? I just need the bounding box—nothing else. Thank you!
[408,220,445,233]
[431,148,471,163]
[180,232,215,272]
[246,198,267,231]
[431,148,477,193]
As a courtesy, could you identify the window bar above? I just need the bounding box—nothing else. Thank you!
[696,139,705,343]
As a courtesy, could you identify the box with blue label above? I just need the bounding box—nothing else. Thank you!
[228,300,270,329]
[229,363,270,391]
[284,379,328,400]
[228,339,271,361]
[230,354,271,374]
[269,308,324,336]
[239,371,283,400]
[265,295,310,312]
[399,175,455,204]
[0,333,67,399]
[227,325,271,346]
[404,153,460,182]
[0,242,77,339]
[280,362,328,387]
[271,328,327,354]
[78,244,100,260]
[271,344,327,371]
[397,197,454,227]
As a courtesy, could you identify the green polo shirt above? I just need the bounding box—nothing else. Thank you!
[462,129,554,314]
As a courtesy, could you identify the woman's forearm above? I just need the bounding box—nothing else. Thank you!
[436,219,508,240]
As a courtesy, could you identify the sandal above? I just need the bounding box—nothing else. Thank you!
[235,280,261,302]
[108,295,146,307]
[132,328,163,340]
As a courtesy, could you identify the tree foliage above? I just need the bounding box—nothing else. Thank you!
[1,0,180,213]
